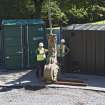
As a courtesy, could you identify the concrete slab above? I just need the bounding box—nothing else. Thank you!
[60,73,105,88]
[46,84,105,92]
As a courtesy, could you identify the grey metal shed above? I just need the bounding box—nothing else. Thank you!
[62,24,105,75]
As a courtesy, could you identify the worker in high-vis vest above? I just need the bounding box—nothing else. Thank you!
[57,39,70,74]
[36,42,47,79]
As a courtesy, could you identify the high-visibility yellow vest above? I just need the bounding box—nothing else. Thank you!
[60,44,65,57]
[37,48,46,61]
[37,54,45,61]
[57,44,65,57]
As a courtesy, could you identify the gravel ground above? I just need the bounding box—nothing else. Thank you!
[0,87,105,105]
[1,70,105,105]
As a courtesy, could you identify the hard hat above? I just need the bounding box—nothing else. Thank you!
[61,39,65,43]
[39,42,44,47]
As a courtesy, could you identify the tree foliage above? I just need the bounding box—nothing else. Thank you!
[41,0,67,26]
[0,0,35,18]
[0,0,105,25]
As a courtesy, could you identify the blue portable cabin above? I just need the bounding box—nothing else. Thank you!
[2,19,46,70]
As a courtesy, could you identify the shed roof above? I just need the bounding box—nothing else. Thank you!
[2,19,45,25]
[63,24,105,31]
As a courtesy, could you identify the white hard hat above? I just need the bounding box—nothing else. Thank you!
[61,39,65,43]
[39,42,44,47]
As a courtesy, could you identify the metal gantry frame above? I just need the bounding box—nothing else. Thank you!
[48,0,53,35]
[20,24,24,69]
[26,24,30,67]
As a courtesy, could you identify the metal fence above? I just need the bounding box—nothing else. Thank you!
[0,25,61,70]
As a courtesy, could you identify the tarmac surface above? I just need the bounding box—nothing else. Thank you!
[1,69,105,91]
[0,69,105,105]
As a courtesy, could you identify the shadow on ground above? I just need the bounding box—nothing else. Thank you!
[61,73,105,88]
[0,70,46,92]
[0,69,27,75]
[1,69,105,91]
[0,85,45,92]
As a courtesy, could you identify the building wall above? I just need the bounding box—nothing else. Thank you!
[1,24,45,70]
[62,30,105,75]
[0,25,61,70]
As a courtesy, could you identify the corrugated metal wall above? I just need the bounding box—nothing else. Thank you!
[2,25,45,70]
[27,25,45,68]
[3,25,24,69]
[0,29,4,68]
[0,25,61,70]
[0,30,2,66]
[62,30,105,75]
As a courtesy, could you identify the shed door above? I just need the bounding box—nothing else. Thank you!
[27,25,45,68]
[4,25,23,69]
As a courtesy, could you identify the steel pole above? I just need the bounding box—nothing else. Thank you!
[48,0,53,35]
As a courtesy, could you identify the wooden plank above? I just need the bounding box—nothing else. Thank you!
[54,81,87,86]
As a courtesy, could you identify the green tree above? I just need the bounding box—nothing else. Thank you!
[59,0,105,24]
[0,0,35,18]
[41,0,67,26]
[33,0,44,18]
[0,0,105,25]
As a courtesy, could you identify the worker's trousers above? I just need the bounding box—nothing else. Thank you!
[58,57,65,74]
[36,60,45,79]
